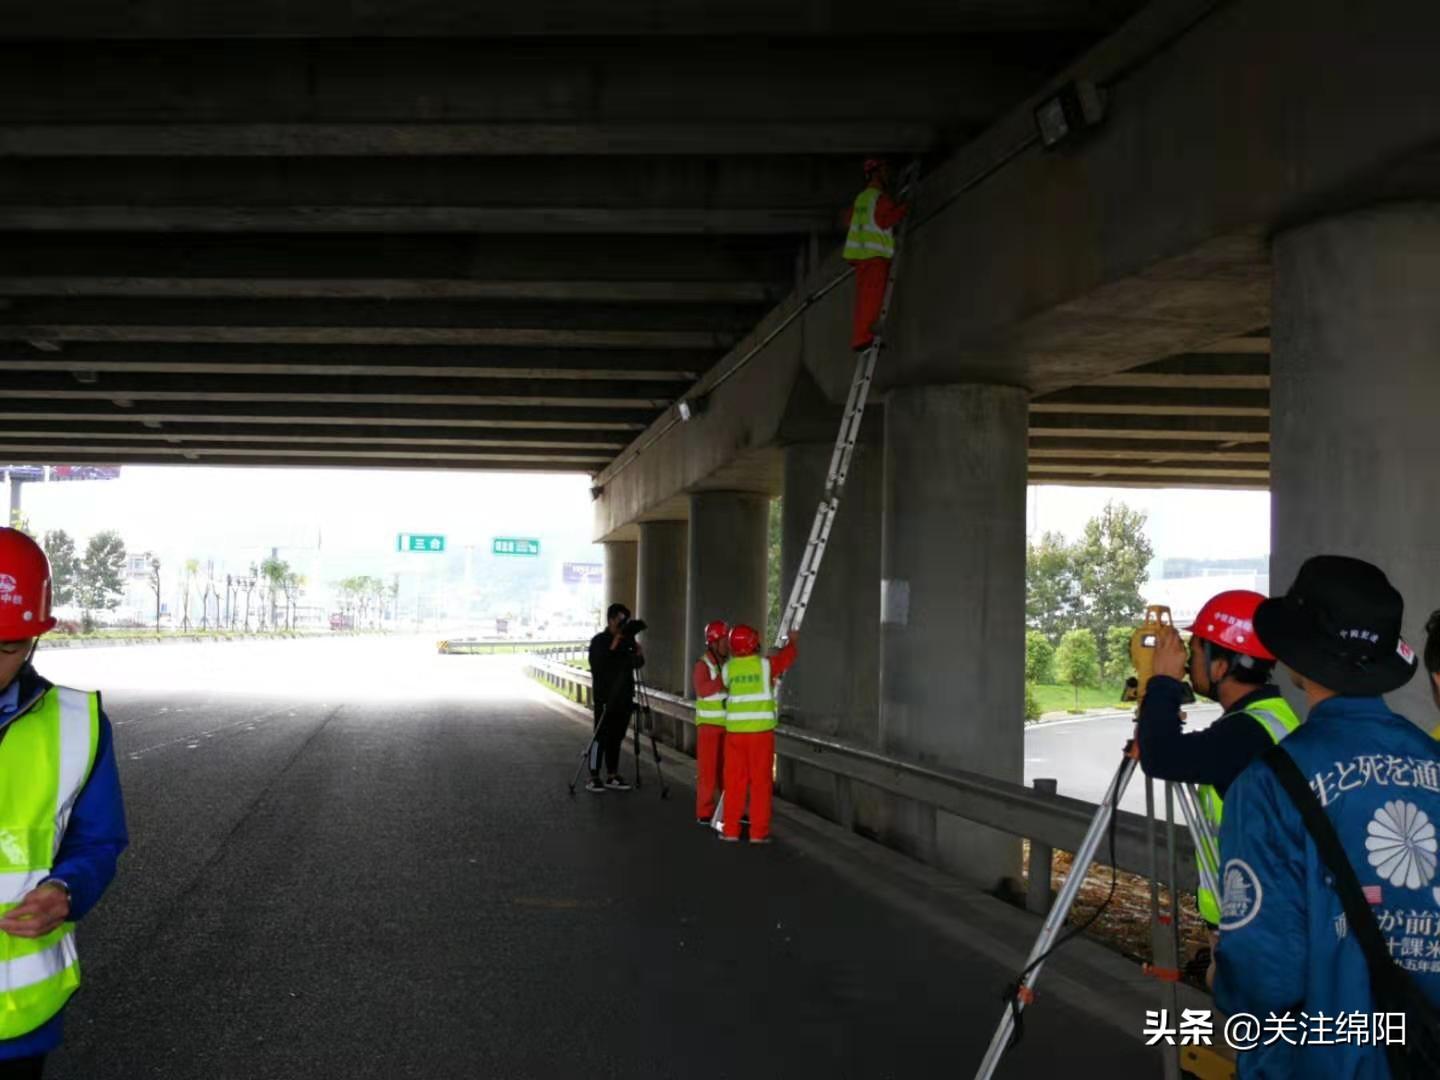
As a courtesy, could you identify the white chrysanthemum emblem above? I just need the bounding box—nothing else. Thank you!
[1366,800,1438,889]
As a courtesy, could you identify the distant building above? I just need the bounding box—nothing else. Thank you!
[1145,570,1269,627]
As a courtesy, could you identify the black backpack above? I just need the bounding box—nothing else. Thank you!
[1263,744,1440,1079]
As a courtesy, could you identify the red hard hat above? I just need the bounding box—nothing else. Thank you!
[1185,590,1274,661]
[704,619,730,647]
[729,624,760,658]
[0,528,57,638]
[863,157,886,176]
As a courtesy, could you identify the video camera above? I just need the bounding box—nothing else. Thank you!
[618,616,648,638]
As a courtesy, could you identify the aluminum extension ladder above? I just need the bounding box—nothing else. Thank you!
[712,161,920,836]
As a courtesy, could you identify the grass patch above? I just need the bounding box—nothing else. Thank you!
[1030,681,1126,715]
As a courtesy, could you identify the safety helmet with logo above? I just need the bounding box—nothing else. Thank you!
[728,624,760,658]
[1185,590,1274,661]
[0,528,57,638]
[704,619,730,647]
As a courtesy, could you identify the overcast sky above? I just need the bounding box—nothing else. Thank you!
[11,467,1271,576]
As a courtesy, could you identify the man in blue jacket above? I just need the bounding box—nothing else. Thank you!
[1216,555,1439,1076]
[0,529,128,1078]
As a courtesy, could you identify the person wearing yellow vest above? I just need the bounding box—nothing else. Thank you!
[692,619,730,826]
[1138,590,1300,979]
[0,528,128,1078]
[718,624,797,844]
[842,158,909,352]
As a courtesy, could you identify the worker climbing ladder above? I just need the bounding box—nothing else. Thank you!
[711,161,919,836]
[774,159,921,646]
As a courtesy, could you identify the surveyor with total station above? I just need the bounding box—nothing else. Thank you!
[692,619,730,826]
[1139,591,1301,932]
[842,157,909,352]
[0,528,128,1078]
[718,625,797,844]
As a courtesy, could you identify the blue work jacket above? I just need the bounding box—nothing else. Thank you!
[0,663,129,1061]
[1215,695,1440,1077]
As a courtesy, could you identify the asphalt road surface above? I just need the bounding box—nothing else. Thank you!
[27,637,1156,1079]
[1024,703,1223,815]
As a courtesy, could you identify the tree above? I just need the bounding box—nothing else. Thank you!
[181,558,199,631]
[76,530,127,630]
[42,530,79,608]
[1103,625,1136,684]
[1054,628,1100,711]
[1025,629,1056,684]
[260,556,289,631]
[282,571,305,631]
[241,566,258,632]
[1073,501,1154,670]
[1026,530,1079,643]
[145,554,162,633]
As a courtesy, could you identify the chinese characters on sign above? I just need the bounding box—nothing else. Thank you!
[1143,1009,1407,1049]
[396,533,446,553]
[492,537,540,557]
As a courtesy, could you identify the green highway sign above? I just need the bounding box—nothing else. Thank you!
[492,537,540,557]
[397,533,446,553]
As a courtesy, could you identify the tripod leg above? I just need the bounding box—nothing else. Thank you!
[569,703,606,794]
[974,754,1139,1080]
[649,723,668,798]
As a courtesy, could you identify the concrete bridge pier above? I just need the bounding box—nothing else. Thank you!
[602,540,638,614]
[683,491,770,752]
[1271,203,1440,724]
[778,438,883,832]
[878,383,1028,889]
[636,522,688,696]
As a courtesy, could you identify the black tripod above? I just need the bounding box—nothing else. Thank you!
[567,672,668,798]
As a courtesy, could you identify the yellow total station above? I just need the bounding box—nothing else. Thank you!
[1127,604,1174,706]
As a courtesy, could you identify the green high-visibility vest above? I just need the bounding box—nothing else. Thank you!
[0,685,99,1039]
[843,187,896,261]
[721,655,776,733]
[695,655,727,726]
[1195,696,1301,925]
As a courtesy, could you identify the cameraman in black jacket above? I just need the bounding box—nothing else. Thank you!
[585,603,646,792]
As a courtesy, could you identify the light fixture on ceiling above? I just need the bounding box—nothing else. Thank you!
[1034,80,1107,150]
[677,394,708,422]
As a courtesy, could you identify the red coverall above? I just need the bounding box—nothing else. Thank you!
[692,653,726,821]
[721,641,797,841]
[843,188,909,351]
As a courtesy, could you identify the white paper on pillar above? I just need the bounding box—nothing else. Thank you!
[880,578,910,626]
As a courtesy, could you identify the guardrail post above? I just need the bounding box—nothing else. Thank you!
[1027,778,1058,914]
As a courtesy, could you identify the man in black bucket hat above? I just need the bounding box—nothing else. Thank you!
[1213,555,1440,1077]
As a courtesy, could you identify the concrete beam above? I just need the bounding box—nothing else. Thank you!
[1025,413,1270,441]
[0,425,628,450]
[0,398,652,431]
[0,449,595,473]
[1028,387,1269,417]
[0,343,709,382]
[0,371,682,410]
[0,122,936,158]
[0,440,612,467]
[0,1,1134,37]
[2,325,737,350]
[0,277,777,305]
[0,206,840,236]
[0,234,795,290]
[0,39,1046,132]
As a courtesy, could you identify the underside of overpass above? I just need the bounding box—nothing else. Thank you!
[0,0,1285,484]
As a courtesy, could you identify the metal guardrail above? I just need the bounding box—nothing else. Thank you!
[439,638,586,656]
[523,653,1197,890]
